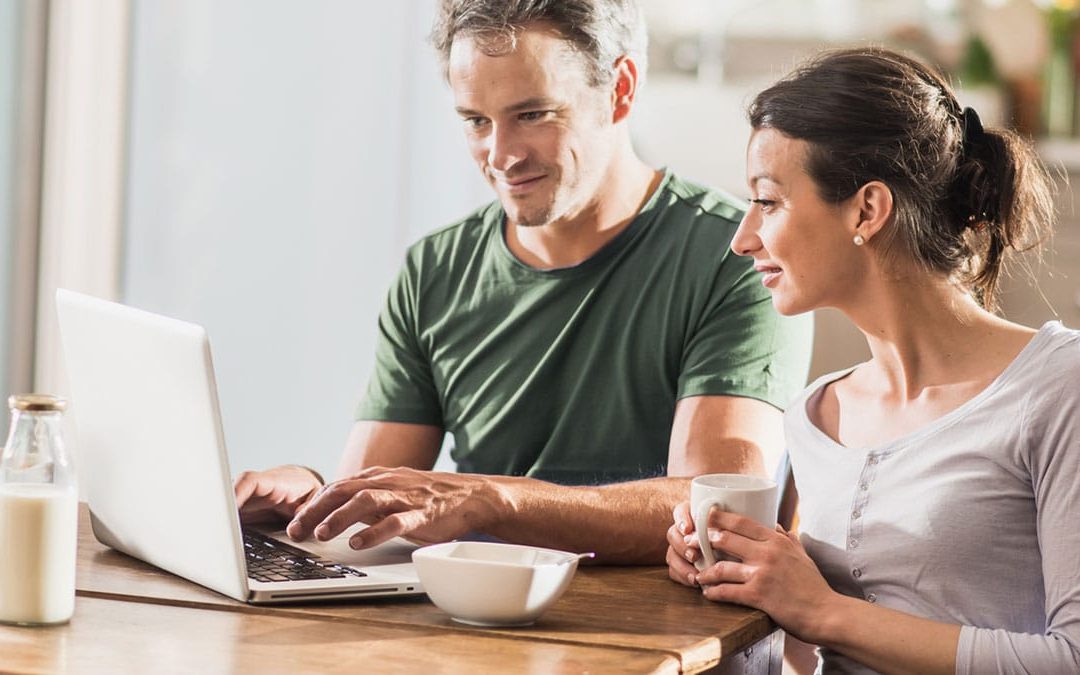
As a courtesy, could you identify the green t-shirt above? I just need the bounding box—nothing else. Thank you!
[357,170,813,485]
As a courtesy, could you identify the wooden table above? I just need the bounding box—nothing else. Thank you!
[0,506,783,673]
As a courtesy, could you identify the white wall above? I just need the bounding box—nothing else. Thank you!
[122,0,488,477]
[0,0,46,437]
[0,1,18,413]
[35,0,130,402]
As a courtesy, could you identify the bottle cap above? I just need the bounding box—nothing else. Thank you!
[8,394,68,412]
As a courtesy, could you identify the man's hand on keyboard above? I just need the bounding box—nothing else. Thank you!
[283,467,505,550]
[234,465,323,526]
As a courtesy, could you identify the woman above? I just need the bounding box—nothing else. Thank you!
[666,47,1080,673]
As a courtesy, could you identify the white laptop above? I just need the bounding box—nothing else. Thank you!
[56,289,424,603]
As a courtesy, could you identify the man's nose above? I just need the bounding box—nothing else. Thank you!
[487,124,526,173]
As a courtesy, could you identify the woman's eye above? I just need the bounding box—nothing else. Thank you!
[749,198,776,211]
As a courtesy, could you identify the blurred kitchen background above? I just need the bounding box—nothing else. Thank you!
[2,0,1079,478]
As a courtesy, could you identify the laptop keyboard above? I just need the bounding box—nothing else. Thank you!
[243,530,367,583]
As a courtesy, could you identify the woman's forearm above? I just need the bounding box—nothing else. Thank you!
[808,594,960,675]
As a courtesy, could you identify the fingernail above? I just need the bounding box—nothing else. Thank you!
[349,536,363,550]
[708,530,722,543]
[314,525,329,540]
[683,534,694,545]
[687,573,697,586]
[684,549,695,562]
[677,520,687,534]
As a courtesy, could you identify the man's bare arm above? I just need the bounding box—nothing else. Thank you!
[479,395,785,562]
[336,420,444,477]
[290,395,785,564]
[234,420,442,524]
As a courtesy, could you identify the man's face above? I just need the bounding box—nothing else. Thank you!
[448,27,617,228]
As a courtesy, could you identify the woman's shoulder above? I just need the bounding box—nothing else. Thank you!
[783,364,860,432]
[1006,322,1080,434]
[1009,323,1080,486]
[1015,321,1080,386]
[1037,320,1080,353]
[797,365,861,405]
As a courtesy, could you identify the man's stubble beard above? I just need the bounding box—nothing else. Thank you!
[505,186,559,228]
[508,174,580,229]
[512,203,554,228]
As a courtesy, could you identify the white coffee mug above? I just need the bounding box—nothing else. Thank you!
[690,474,778,571]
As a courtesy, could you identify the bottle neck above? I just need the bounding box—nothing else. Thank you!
[2,410,73,486]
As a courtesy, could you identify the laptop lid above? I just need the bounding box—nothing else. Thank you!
[55,289,421,603]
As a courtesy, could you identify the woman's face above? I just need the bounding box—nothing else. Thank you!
[731,128,866,316]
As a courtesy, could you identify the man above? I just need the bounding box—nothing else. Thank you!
[235,0,812,564]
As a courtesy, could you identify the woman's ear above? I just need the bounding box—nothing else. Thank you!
[851,181,893,244]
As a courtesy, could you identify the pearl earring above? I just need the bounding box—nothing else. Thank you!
[853,234,865,246]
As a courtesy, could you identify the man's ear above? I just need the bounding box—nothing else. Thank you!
[611,55,640,124]
[851,180,893,244]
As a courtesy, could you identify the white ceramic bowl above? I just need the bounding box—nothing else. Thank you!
[411,541,582,626]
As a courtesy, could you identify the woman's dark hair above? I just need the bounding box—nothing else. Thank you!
[749,47,1055,310]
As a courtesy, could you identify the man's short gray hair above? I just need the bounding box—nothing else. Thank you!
[431,0,648,88]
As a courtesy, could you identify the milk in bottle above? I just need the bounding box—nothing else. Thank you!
[0,394,77,625]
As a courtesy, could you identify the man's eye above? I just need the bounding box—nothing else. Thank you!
[464,117,489,129]
[519,111,550,122]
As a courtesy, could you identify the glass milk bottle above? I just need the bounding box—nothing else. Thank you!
[0,394,78,625]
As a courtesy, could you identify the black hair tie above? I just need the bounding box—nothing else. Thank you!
[961,106,986,155]
[960,106,993,228]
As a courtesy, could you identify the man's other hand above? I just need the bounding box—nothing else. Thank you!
[285,467,506,550]
[234,465,323,526]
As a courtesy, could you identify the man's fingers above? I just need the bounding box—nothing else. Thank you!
[287,480,365,539]
[233,471,259,508]
[235,483,277,515]
[235,468,304,508]
[348,509,426,550]
[312,489,402,541]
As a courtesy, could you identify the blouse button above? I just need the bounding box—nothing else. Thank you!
[852,568,862,579]
[867,593,877,603]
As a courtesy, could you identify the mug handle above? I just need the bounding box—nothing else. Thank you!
[694,498,725,571]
